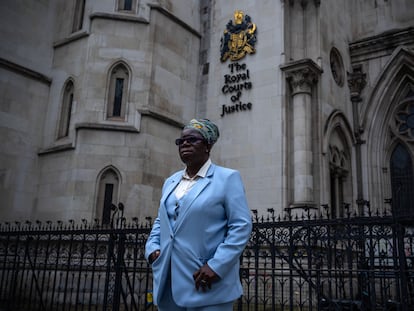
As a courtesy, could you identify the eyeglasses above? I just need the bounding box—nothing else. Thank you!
[175,136,204,146]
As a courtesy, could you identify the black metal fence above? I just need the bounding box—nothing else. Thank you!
[0,216,154,311]
[0,208,413,310]
[239,209,414,311]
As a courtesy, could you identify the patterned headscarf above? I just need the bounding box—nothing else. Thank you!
[184,119,220,145]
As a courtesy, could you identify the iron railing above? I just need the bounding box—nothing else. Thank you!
[237,208,414,311]
[0,207,413,310]
[0,219,154,311]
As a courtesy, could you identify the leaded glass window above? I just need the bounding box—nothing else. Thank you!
[390,143,414,217]
[107,64,129,120]
[58,80,74,139]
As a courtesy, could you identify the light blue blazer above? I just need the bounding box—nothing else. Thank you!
[145,163,252,307]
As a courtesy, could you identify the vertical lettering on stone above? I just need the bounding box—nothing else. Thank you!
[220,62,253,117]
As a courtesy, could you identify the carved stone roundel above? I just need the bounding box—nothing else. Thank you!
[330,47,345,87]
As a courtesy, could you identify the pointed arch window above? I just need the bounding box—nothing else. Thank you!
[328,128,352,218]
[96,168,120,225]
[58,80,74,139]
[329,147,349,218]
[390,143,414,217]
[107,63,129,120]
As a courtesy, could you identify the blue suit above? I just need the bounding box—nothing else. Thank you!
[145,163,252,308]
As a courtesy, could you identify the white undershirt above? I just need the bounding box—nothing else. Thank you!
[174,159,211,199]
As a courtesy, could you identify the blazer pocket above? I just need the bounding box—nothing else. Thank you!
[152,254,162,266]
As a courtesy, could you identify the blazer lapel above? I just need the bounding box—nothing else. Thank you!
[173,165,215,231]
[161,174,182,203]
[160,172,183,231]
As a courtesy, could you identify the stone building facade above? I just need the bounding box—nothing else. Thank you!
[0,0,413,222]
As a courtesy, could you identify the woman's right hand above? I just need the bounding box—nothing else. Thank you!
[148,250,160,264]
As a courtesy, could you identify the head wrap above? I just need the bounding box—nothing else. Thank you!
[184,119,220,144]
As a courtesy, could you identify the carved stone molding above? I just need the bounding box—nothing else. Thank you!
[347,65,367,100]
[391,95,414,143]
[330,47,345,87]
[0,57,51,85]
[280,58,322,95]
[288,68,317,94]
[349,27,414,63]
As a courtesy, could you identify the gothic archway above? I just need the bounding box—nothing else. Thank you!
[364,47,414,210]
[95,166,122,225]
[323,110,355,217]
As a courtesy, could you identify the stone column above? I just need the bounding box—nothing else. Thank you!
[281,59,322,211]
[347,65,367,215]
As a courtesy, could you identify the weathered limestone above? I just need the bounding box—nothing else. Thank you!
[0,0,413,222]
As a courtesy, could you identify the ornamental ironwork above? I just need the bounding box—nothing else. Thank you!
[1,205,414,310]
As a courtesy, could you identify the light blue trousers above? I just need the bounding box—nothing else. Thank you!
[157,278,234,311]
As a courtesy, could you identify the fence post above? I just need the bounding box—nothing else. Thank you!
[397,222,409,311]
[112,232,126,311]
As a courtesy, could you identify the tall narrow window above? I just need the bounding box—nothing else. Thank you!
[107,64,129,120]
[117,0,135,12]
[328,128,351,218]
[58,80,74,139]
[72,0,85,33]
[96,168,120,225]
[102,184,114,225]
[330,160,347,218]
[113,78,124,116]
[123,0,132,10]
[390,143,414,217]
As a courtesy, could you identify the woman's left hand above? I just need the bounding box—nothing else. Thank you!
[193,264,219,291]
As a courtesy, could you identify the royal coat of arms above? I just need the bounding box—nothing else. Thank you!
[220,10,257,62]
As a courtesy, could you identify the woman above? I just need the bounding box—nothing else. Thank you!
[145,119,252,311]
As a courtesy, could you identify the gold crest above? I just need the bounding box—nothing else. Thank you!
[220,10,257,62]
